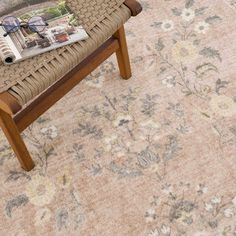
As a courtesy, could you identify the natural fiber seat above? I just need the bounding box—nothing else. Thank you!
[0,0,142,171]
[0,3,130,105]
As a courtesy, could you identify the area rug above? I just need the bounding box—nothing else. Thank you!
[0,0,236,235]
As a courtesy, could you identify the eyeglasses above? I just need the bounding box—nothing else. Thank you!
[0,16,48,37]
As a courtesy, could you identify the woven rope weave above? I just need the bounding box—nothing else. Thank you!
[0,1,130,105]
[67,0,124,30]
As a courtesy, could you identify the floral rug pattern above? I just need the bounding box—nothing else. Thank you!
[224,0,236,9]
[0,0,236,235]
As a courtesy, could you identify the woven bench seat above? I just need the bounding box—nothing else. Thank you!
[0,0,142,171]
[0,2,130,105]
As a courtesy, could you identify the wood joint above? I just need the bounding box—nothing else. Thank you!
[0,92,22,115]
[124,0,142,16]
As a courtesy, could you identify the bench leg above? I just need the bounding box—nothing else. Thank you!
[114,25,132,80]
[0,110,35,171]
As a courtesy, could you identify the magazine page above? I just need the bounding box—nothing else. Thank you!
[0,27,21,64]
[0,0,89,65]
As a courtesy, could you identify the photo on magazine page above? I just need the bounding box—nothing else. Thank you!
[0,0,88,65]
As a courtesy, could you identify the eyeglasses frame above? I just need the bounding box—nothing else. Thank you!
[0,15,48,38]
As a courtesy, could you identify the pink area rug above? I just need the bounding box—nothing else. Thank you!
[0,0,236,235]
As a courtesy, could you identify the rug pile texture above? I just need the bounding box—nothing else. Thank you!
[0,0,236,235]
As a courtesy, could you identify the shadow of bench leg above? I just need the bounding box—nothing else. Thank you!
[0,110,35,171]
[114,25,132,80]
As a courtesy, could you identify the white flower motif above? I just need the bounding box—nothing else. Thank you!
[104,134,118,151]
[149,164,159,173]
[0,145,12,159]
[101,61,115,73]
[161,20,174,32]
[196,184,208,194]
[205,203,213,212]
[193,231,211,236]
[104,135,126,157]
[210,95,236,117]
[224,208,234,218]
[172,41,198,63]
[40,125,58,139]
[181,8,195,21]
[104,135,118,144]
[148,228,159,236]
[15,231,28,236]
[0,133,6,143]
[126,142,131,147]
[232,196,236,206]
[85,75,105,88]
[25,175,56,207]
[153,134,161,141]
[145,208,157,223]
[147,208,156,215]
[200,84,211,95]
[117,151,125,157]
[162,75,176,88]
[113,114,133,127]
[161,225,171,235]
[140,119,161,129]
[34,207,52,226]
[194,21,210,34]
[211,196,222,204]
[139,135,146,140]
[162,184,173,195]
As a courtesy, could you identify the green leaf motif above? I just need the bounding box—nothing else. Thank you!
[201,112,211,118]
[193,39,201,46]
[5,194,29,217]
[215,78,229,94]
[138,148,160,169]
[109,161,143,177]
[5,171,31,182]
[151,21,162,28]
[185,0,195,8]
[56,209,69,231]
[156,38,165,51]
[195,7,208,16]
[205,15,222,24]
[229,125,236,136]
[163,136,181,161]
[172,8,182,16]
[146,45,152,51]
[199,47,222,62]
[195,62,218,78]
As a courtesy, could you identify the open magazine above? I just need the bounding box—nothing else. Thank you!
[0,0,88,65]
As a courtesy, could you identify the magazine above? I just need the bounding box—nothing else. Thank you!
[0,0,89,65]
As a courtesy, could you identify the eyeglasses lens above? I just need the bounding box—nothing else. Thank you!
[2,16,20,33]
[28,16,47,32]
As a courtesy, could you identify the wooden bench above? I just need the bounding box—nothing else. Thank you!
[0,0,142,171]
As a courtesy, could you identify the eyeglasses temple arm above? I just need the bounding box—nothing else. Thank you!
[37,32,45,39]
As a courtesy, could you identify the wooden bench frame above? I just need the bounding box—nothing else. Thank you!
[0,0,142,171]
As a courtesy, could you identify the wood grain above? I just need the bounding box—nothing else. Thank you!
[0,92,22,115]
[124,0,143,16]
[114,25,132,80]
[0,109,35,171]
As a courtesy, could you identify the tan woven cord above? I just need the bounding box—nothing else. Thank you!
[67,0,125,31]
[0,1,130,105]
